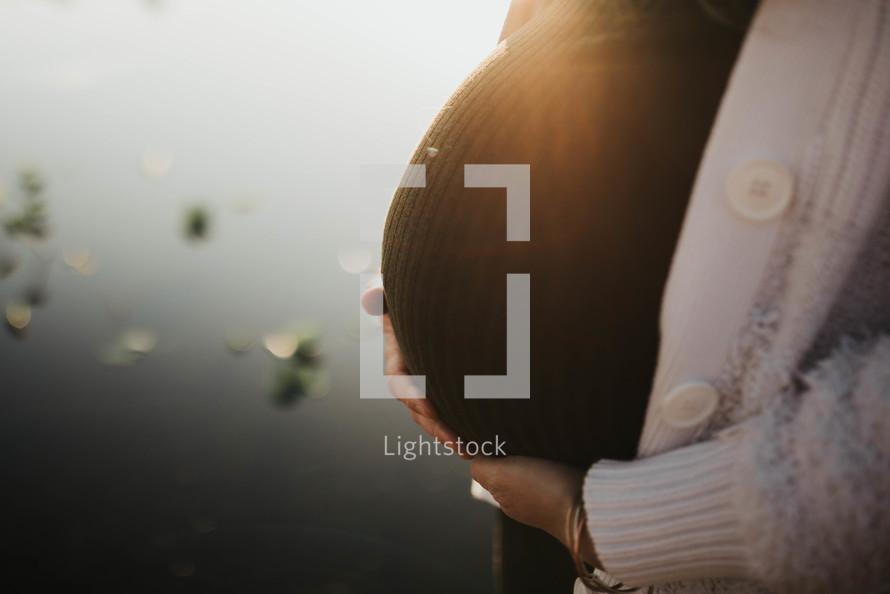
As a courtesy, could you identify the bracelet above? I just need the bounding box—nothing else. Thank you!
[566,496,645,594]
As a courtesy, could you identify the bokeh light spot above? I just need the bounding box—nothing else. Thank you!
[337,247,371,274]
[5,300,32,330]
[224,328,255,353]
[120,328,158,354]
[141,148,174,179]
[263,333,299,359]
[63,247,98,275]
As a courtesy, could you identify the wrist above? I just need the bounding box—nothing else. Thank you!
[579,523,601,569]
[564,496,602,570]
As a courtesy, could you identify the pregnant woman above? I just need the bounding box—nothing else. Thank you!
[364,0,890,592]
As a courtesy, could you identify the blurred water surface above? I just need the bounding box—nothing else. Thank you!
[0,1,509,591]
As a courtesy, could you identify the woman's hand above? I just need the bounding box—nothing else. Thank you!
[361,274,472,460]
[363,276,600,564]
[471,455,601,568]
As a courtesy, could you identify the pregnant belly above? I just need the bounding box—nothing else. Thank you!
[380,103,655,467]
[379,0,735,467]
[382,201,653,467]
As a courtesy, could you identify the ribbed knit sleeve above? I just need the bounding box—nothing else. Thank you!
[583,439,750,586]
[583,335,890,593]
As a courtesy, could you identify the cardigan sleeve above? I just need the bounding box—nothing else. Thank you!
[583,333,890,593]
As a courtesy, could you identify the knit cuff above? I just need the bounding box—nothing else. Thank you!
[583,438,753,586]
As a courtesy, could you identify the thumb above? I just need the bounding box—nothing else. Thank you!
[361,273,386,316]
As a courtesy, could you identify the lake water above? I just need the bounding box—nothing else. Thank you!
[0,1,510,591]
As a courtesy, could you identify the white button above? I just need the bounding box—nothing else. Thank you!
[661,381,719,429]
[725,158,794,221]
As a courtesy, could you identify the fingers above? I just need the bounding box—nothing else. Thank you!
[471,456,585,541]
[381,314,408,376]
[387,373,432,418]
[381,313,441,421]
[361,273,386,316]
[361,271,457,453]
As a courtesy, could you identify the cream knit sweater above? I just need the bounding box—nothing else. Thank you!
[582,0,890,592]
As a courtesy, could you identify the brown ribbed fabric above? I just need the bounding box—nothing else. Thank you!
[382,0,756,468]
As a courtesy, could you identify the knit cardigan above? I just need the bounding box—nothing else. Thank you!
[581,0,890,592]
